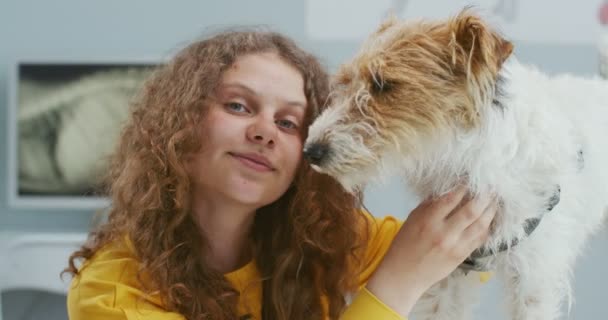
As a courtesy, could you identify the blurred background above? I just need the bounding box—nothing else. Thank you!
[1,0,607,319]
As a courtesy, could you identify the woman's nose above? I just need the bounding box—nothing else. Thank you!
[246,116,277,146]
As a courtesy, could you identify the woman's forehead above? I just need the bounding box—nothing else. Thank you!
[219,53,307,103]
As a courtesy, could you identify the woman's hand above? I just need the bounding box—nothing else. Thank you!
[366,185,498,316]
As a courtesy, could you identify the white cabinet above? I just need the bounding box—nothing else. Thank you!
[0,232,87,320]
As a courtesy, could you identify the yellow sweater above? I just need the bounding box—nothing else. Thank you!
[67,215,489,320]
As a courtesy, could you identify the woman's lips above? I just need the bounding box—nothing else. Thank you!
[229,152,275,172]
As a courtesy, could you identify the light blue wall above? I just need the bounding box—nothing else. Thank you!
[1,1,606,319]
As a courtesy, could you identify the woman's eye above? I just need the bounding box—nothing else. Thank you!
[276,119,298,130]
[226,102,248,113]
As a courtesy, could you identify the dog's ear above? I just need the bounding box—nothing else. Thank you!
[450,10,513,72]
[375,14,399,36]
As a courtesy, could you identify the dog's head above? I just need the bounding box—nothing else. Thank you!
[304,10,513,192]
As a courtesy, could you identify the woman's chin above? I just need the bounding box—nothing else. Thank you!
[227,182,284,209]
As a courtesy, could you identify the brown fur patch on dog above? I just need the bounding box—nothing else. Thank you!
[333,9,513,150]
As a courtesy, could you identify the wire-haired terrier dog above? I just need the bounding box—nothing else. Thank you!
[304,9,608,320]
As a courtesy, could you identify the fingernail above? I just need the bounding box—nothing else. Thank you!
[475,192,492,207]
[453,185,466,195]
[447,186,462,197]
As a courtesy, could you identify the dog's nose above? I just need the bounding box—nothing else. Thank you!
[303,143,329,165]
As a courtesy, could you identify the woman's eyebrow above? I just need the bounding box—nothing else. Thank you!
[221,82,306,109]
[219,82,257,96]
[285,100,306,109]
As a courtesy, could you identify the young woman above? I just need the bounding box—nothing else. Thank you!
[65,30,497,320]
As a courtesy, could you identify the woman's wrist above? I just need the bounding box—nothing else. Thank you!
[365,262,427,316]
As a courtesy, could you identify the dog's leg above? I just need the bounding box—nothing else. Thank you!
[501,260,569,320]
[500,234,578,320]
[409,270,482,320]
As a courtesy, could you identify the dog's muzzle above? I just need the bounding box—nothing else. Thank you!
[303,143,330,165]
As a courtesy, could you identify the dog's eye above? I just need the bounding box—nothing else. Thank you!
[370,77,394,95]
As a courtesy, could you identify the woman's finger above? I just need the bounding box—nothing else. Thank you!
[425,184,469,220]
[447,192,494,232]
[462,197,498,247]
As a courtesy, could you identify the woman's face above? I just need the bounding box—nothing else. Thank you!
[187,52,308,209]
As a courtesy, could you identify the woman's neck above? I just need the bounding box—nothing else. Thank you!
[191,194,256,274]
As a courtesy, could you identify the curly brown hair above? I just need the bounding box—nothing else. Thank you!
[65,30,369,320]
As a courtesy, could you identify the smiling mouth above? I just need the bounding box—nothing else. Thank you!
[229,153,275,172]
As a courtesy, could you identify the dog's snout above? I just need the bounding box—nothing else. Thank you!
[303,143,329,165]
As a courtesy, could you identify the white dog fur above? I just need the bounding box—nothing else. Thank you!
[303,10,608,320]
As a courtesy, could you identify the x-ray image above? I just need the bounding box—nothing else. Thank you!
[11,62,155,206]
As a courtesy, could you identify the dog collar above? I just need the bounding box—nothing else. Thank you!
[459,146,584,272]
[459,184,561,272]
